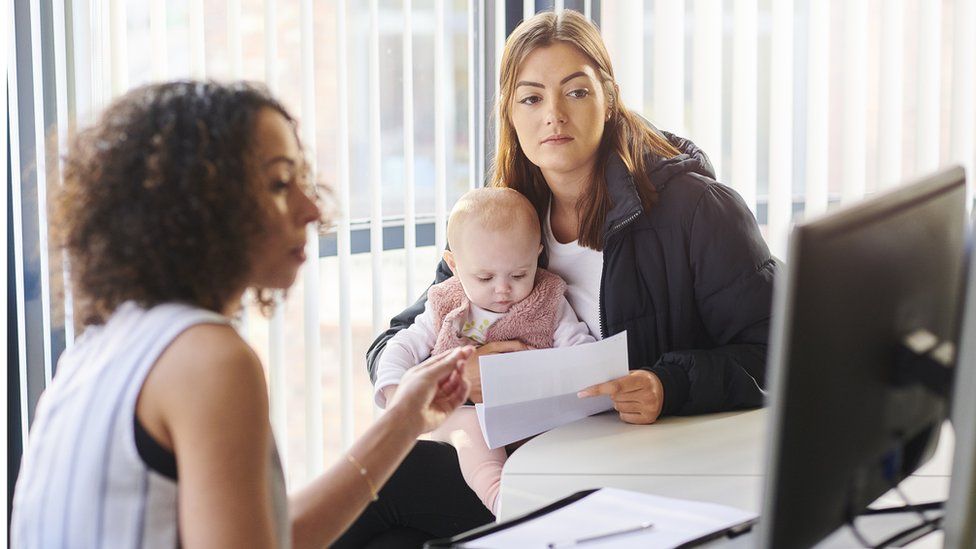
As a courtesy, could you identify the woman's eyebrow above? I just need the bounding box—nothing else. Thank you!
[559,71,587,84]
[263,156,296,169]
[515,71,589,89]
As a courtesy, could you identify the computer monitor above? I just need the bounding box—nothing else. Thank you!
[944,207,976,549]
[758,166,968,548]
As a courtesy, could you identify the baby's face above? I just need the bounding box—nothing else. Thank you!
[450,227,542,314]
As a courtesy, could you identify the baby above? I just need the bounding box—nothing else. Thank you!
[373,187,595,514]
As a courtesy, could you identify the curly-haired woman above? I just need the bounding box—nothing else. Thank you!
[10,81,475,549]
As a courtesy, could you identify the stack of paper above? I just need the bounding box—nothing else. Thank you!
[461,488,758,548]
[475,332,629,449]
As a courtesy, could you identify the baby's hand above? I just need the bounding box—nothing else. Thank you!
[464,340,531,403]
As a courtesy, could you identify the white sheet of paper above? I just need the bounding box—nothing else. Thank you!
[459,487,758,549]
[474,331,629,449]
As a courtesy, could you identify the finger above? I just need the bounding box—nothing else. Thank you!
[610,390,658,405]
[614,384,656,397]
[447,375,470,407]
[421,346,474,378]
[618,411,654,425]
[435,370,469,409]
[437,369,461,393]
[602,379,656,400]
[614,385,661,403]
[612,401,647,414]
[434,353,475,396]
[577,379,624,398]
[422,347,457,365]
[424,364,461,392]
[444,345,475,364]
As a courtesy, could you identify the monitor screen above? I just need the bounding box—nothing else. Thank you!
[759,166,968,548]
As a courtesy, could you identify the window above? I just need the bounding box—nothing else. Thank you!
[7,0,975,491]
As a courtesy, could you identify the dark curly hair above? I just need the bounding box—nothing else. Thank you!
[56,80,310,325]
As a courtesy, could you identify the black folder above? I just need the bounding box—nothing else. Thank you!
[424,489,599,548]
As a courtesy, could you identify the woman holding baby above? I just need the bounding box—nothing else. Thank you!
[343,8,776,548]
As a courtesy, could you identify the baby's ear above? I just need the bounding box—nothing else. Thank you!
[443,250,457,274]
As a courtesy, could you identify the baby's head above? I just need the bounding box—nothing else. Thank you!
[443,188,544,313]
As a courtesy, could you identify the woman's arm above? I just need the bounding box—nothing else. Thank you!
[143,325,472,549]
[139,323,278,548]
[580,181,776,421]
[289,346,473,548]
[288,408,417,547]
[655,181,775,415]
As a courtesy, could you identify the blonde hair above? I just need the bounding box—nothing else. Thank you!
[490,9,681,250]
[447,187,541,252]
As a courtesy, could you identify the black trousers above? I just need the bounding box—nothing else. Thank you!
[333,440,496,548]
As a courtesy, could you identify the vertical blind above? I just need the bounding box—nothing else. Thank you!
[6,0,976,493]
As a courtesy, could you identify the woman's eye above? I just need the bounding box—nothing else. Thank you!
[568,89,589,99]
[518,95,541,105]
[271,179,290,192]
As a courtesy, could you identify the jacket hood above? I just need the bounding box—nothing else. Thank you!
[650,128,717,184]
[603,122,717,235]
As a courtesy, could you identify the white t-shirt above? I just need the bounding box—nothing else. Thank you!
[543,204,605,341]
[374,298,594,407]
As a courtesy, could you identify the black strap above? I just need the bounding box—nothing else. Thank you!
[134,414,178,481]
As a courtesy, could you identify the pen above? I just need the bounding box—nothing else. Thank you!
[546,521,654,548]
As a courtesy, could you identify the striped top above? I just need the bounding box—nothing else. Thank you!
[11,302,290,548]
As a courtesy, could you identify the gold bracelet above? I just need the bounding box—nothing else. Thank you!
[345,453,379,502]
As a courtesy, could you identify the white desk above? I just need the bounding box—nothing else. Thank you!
[498,409,954,547]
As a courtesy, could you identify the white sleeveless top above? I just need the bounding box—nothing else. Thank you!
[11,301,290,549]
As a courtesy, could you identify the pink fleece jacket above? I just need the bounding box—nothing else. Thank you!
[427,268,567,355]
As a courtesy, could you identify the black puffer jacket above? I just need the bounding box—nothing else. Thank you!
[367,131,777,416]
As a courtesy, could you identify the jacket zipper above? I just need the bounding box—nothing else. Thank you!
[598,209,643,339]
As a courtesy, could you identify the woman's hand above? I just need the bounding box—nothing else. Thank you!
[292,346,473,548]
[462,340,531,403]
[388,346,474,435]
[577,370,664,424]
